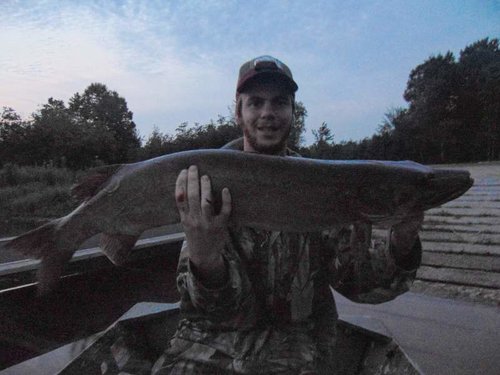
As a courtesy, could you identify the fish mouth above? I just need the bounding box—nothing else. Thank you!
[422,169,474,209]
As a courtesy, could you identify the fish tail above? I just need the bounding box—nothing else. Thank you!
[5,219,79,294]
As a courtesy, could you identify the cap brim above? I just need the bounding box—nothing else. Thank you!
[237,71,298,93]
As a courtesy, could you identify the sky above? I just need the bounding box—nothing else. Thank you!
[1,0,499,145]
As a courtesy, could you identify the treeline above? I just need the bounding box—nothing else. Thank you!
[0,83,307,168]
[1,83,141,169]
[1,38,498,168]
[310,37,500,163]
[141,101,307,159]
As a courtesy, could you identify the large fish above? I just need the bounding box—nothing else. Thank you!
[5,148,473,293]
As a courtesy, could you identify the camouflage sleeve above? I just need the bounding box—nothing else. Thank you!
[176,240,250,318]
[324,223,422,304]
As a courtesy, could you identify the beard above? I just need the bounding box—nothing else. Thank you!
[243,126,291,155]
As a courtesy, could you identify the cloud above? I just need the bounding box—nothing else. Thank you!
[1,0,498,143]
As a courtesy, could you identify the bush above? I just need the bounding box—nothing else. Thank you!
[0,164,82,236]
[0,163,78,187]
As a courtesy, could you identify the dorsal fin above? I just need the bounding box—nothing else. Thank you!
[71,164,123,202]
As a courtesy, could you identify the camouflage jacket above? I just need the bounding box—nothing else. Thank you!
[153,223,421,374]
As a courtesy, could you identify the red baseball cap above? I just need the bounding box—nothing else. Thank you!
[236,55,298,94]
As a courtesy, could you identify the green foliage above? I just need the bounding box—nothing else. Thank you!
[319,37,500,163]
[7,186,74,217]
[0,107,31,166]
[140,116,242,159]
[0,84,141,169]
[0,163,78,187]
[28,97,105,169]
[69,83,141,163]
[1,38,498,166]
[397,37,500,163]
[0,164,80,236]
[141,126,175,159]
[289,101,307,150]
[306,122,335,159]
[458,38,500,161]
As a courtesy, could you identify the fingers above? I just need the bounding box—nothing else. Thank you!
[200,174,214,219]
[175,165,231,224]
[219,187,232,220]
[175,169,188,217]
[187,165,201,216]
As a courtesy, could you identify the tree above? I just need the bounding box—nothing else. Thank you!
[480,60,500,160]
[171,117,241,152]
[458,38,500,160]
[29,98,76,167]
[139,116,242,159]
[289,101,307,150]
[309,38,500,163]
[69,83,141,163]
[141,126,175,159]
[404,52,462,162]
[25,98,117,169]
[0,107,30,166]
[310,122,335,159]
[379,107,414,160]
[398,37,500,162]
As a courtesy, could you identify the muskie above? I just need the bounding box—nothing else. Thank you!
[5,149,473,293]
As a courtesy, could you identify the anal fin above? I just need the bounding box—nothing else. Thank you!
[100,233,140,265]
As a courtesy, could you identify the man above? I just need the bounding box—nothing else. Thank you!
[153,56,423,374]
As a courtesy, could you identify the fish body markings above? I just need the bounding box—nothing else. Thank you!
[4,149,474,293]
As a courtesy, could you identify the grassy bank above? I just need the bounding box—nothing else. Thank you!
[0,164,82,237]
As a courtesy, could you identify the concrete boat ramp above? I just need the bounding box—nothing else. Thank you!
[336,291,500,375]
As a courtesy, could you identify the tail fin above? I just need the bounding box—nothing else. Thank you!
[4,219,78,295]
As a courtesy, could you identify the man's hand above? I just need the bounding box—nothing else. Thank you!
[175,165,231,285]
[390,212,424,253]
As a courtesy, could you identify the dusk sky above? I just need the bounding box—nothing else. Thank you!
[1,0,499,145]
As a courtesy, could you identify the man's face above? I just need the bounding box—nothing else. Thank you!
[237,82,293,155]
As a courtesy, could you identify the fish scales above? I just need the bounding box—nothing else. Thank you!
[85,151,422,232]
[4,149,473,293]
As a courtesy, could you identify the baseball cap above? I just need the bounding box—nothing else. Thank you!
[236,55,298,94]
